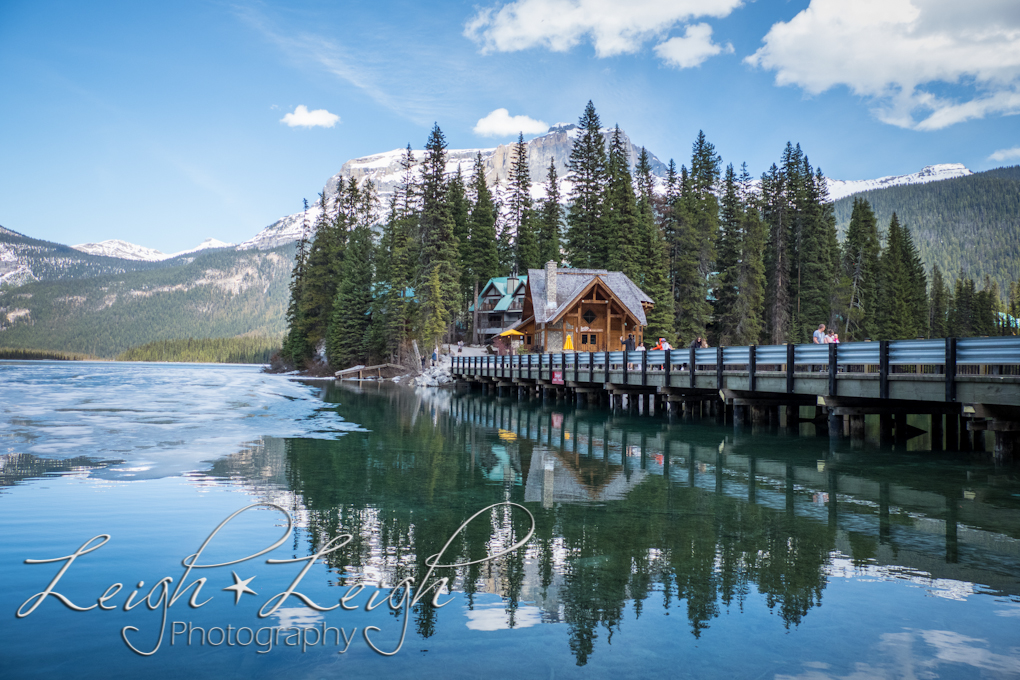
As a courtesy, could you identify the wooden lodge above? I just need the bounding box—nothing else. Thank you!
[512,261,653,353]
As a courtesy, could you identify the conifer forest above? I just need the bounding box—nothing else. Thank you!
[282,102,1020,371]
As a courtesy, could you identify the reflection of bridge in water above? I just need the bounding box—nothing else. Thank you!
[447,390,1020,596]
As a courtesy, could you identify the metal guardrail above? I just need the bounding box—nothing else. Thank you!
[454,337,1020,403]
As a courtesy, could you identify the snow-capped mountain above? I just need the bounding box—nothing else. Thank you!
[72,237,234,261]
[824,164,972,201]
[239,125,666,251]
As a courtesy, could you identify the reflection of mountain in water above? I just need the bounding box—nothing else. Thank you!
[197,382,1020,667]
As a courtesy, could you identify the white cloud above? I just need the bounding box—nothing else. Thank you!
[465,0,742,58]
[474,108,549,136]
[989,146,1020,162]
[280,105,340,128]
[654,23,733,69]
[745,0,1020,131]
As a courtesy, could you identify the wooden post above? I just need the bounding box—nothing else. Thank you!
[946,337,957,402]
[717,346,724,390]
[786,343,795,394]
[665,349,671,387]
[879,340,889,400]
[828,343,838,397]
[931,414,943,451]
[880,414,894,444]
[689,346,696,388]
[749,345,757,393]
[946,412,959,450]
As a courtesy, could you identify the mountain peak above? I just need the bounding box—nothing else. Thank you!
[72,238,233,261]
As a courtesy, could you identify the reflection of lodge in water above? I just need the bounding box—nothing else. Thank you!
[173,382,1019,663]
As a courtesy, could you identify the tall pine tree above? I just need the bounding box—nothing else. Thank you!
[508,132,538,273]
[565,101,608,268]
[841,198,881,340]
[635,148,674,342]
[416,124,460,348]
[604,125,640,278]
[536,157,563,266]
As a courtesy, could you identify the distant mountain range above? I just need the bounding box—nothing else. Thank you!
[71,237,234,262]
[0,124,1012,357]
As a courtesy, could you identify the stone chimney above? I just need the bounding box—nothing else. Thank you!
[545,261,557,309]
[507,267,518,296]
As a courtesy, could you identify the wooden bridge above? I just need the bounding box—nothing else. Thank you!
[452,337,1020,460]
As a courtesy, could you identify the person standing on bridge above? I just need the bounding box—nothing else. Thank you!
[813,323,826,344]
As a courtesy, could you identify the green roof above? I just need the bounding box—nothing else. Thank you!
[469,274,527,312]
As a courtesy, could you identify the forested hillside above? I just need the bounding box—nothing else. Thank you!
[0,244,294,357]
[0,225,172,285]
[833,167,1020,291]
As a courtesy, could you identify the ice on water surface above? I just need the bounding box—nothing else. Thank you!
[0,361,358,480]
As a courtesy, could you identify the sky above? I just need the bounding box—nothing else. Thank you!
[1,0,1019,253]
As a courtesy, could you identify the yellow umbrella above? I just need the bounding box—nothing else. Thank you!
[499,329,525,337]
[563,333,575,350]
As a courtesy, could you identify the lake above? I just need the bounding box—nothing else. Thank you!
[2,361,1019,679]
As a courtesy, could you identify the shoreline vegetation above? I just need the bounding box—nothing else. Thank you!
[3,336,281,364]
[116,336,281,364]
[0,347,99,361]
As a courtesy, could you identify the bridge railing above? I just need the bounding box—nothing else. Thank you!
[452,336,1020,391]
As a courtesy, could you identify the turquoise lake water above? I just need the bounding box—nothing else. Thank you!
[1,361,1019,679]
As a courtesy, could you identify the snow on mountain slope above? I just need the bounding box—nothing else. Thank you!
[72,237,234,261]
[71,239,168,261]
[824,164,972,201]
[239,125,666,251]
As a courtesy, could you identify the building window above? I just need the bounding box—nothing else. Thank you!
[581,334,588,344]
[582,309,596,325]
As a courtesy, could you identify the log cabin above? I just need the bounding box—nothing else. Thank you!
[512,261,653,352]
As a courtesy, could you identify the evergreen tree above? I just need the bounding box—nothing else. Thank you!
[792,159,835,343]
[565,101,608,268]
[416,124,460,347]
[877,213,914,339]
[689,131,721,290]
[327,222,374,367]
[669,163,710,342]
[282,199,312,363]
[536,158,563,266]
[732,164,767,345]
[928,264,949,338]
[761,162,791,343]
[635,147,675,343]
[296,189,348,359]
[604,125,640,277]
[508,133,539,272]
[448,165,472,307]
[841,198,881,340]
[467,152,500,284]
[714,164,741,345]
[372,146,418,359]
[901,220,929,336]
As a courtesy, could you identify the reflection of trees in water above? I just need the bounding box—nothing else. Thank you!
[0,453,118,487]
[249,384,834,666]
[551,480,832,664]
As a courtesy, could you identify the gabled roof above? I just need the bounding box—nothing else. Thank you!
[469,274,527,312]
[526,268,652,325]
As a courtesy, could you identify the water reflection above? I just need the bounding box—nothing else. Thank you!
[199,382,1020,667]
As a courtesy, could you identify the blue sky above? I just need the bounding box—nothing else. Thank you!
[2,0,1018,253]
